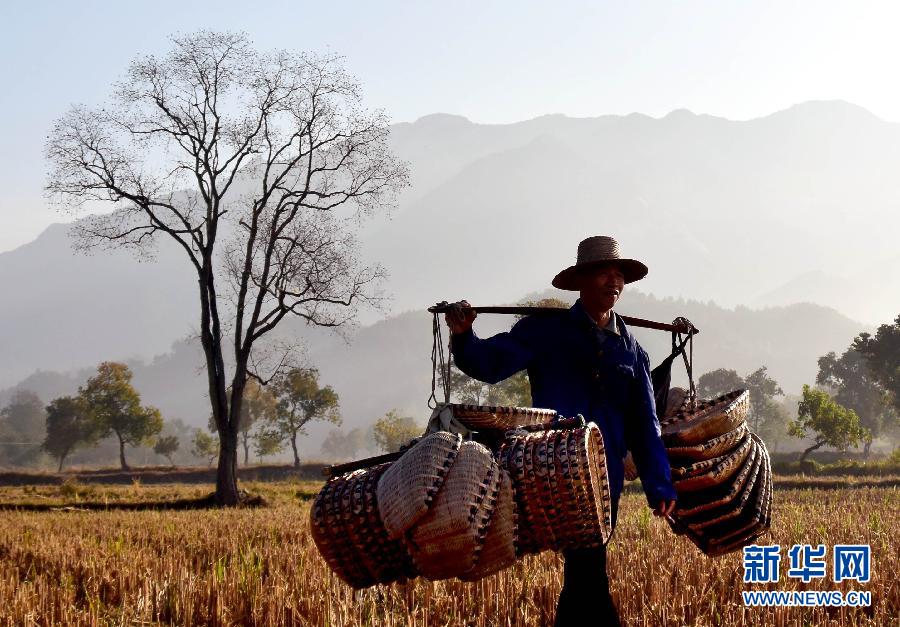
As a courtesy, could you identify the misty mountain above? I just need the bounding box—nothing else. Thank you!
[1,288,868,458]
[0,223,196,387]
[364,101,900,326]
[1,100,897,390]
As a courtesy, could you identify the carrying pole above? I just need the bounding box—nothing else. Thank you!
[323,451,405,478]
[427,303,699,335]
[322,304,699,479]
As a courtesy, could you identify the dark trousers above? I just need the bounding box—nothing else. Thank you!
[553,543,622,627]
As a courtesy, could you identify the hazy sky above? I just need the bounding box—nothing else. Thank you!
[2,0,899,252]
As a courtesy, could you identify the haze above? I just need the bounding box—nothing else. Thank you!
[1,1,898,455]
[4,1,900,251]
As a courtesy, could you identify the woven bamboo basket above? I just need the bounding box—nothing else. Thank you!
[671,432,753,481]
[664,386,690,417]
[704,435,772,549]
[497,423,612,554]
[458,468,518,581]
[376,431,462,540]
[497,432,541,555]
[661,389,749,446]
[669,434,773,556]
[667,422,749,462]
[683,449,763,533]
[521,433,558,549]
[405,440,501,580]
[310,464,417,588]
[548,429,585,545]
[674,443,759,518]
[672,433,753,492]
[354,464,419,583]
[561,426,599,547]
[530,432,563,547]
[573,424,613,547]
[450,403,558,431]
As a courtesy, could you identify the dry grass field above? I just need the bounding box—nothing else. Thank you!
[0,480,896,626]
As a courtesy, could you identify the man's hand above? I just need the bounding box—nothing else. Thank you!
[653,499,676,518]
[445,300,476,335]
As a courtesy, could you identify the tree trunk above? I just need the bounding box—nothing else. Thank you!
[118,435,129,470]
[863,439,872,460]
[292,432,300,468]
[215,427,240,506]
[798,440,824,463]
[197,253,242,507]
[242,433,249,465]
[57,454,66,473]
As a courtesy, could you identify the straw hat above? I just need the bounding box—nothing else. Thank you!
[552,235,649,290]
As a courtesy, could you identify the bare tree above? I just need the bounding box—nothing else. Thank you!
[45,31,409,504]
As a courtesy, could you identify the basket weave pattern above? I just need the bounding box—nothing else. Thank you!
[314,385,772,587]
[310,463,417,589]
[458,468,517,581]
[376,431,462,540]
[450,403,557,431]
[405,441,501,579]
[497,423,612,553]
[665,390,773,557]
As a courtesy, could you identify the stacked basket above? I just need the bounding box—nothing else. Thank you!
[495,420,612,554]
[310,462,418,589]
[310,404,615,587]
[661,389,773,556]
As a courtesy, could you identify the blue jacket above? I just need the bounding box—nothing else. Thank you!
[449,298,677,514]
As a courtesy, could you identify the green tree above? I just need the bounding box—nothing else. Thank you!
[239,380,277,465]
[817,348,895,458]
[440,362,494,405]
[191,429,219,467]
[270,368,341,467]
[490,372,531,407]
[788,385,869,462]
[373,410,421,453]
[153,435,180,467]
[697,366,787,448]
[744,367,788,444]
[46,31,408,505]
[0,390,47,466]
[852,314,900,414]
[43,396,101,472]
[206,379,277,466]
[78,362,164,470]
[697,368,745,398]
[321,426,371,461]
[253,427,284,463]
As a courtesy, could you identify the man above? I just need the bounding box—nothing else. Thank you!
[445,235,677,627]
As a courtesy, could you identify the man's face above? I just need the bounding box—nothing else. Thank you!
[578,263,625,311]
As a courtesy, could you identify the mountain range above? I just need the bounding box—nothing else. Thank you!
[1,100,895,455]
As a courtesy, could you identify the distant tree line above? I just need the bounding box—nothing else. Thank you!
[697,314,899,462]
[436,303,900,463]
[0,361,348,472]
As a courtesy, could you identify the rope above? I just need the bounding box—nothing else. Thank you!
[672,316,698,408]
[428,303,452,409]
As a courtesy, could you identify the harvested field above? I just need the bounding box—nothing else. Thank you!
[0,482,895,625]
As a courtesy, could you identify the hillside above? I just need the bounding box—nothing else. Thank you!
[1,100,897,390]
[1,289,868,458]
